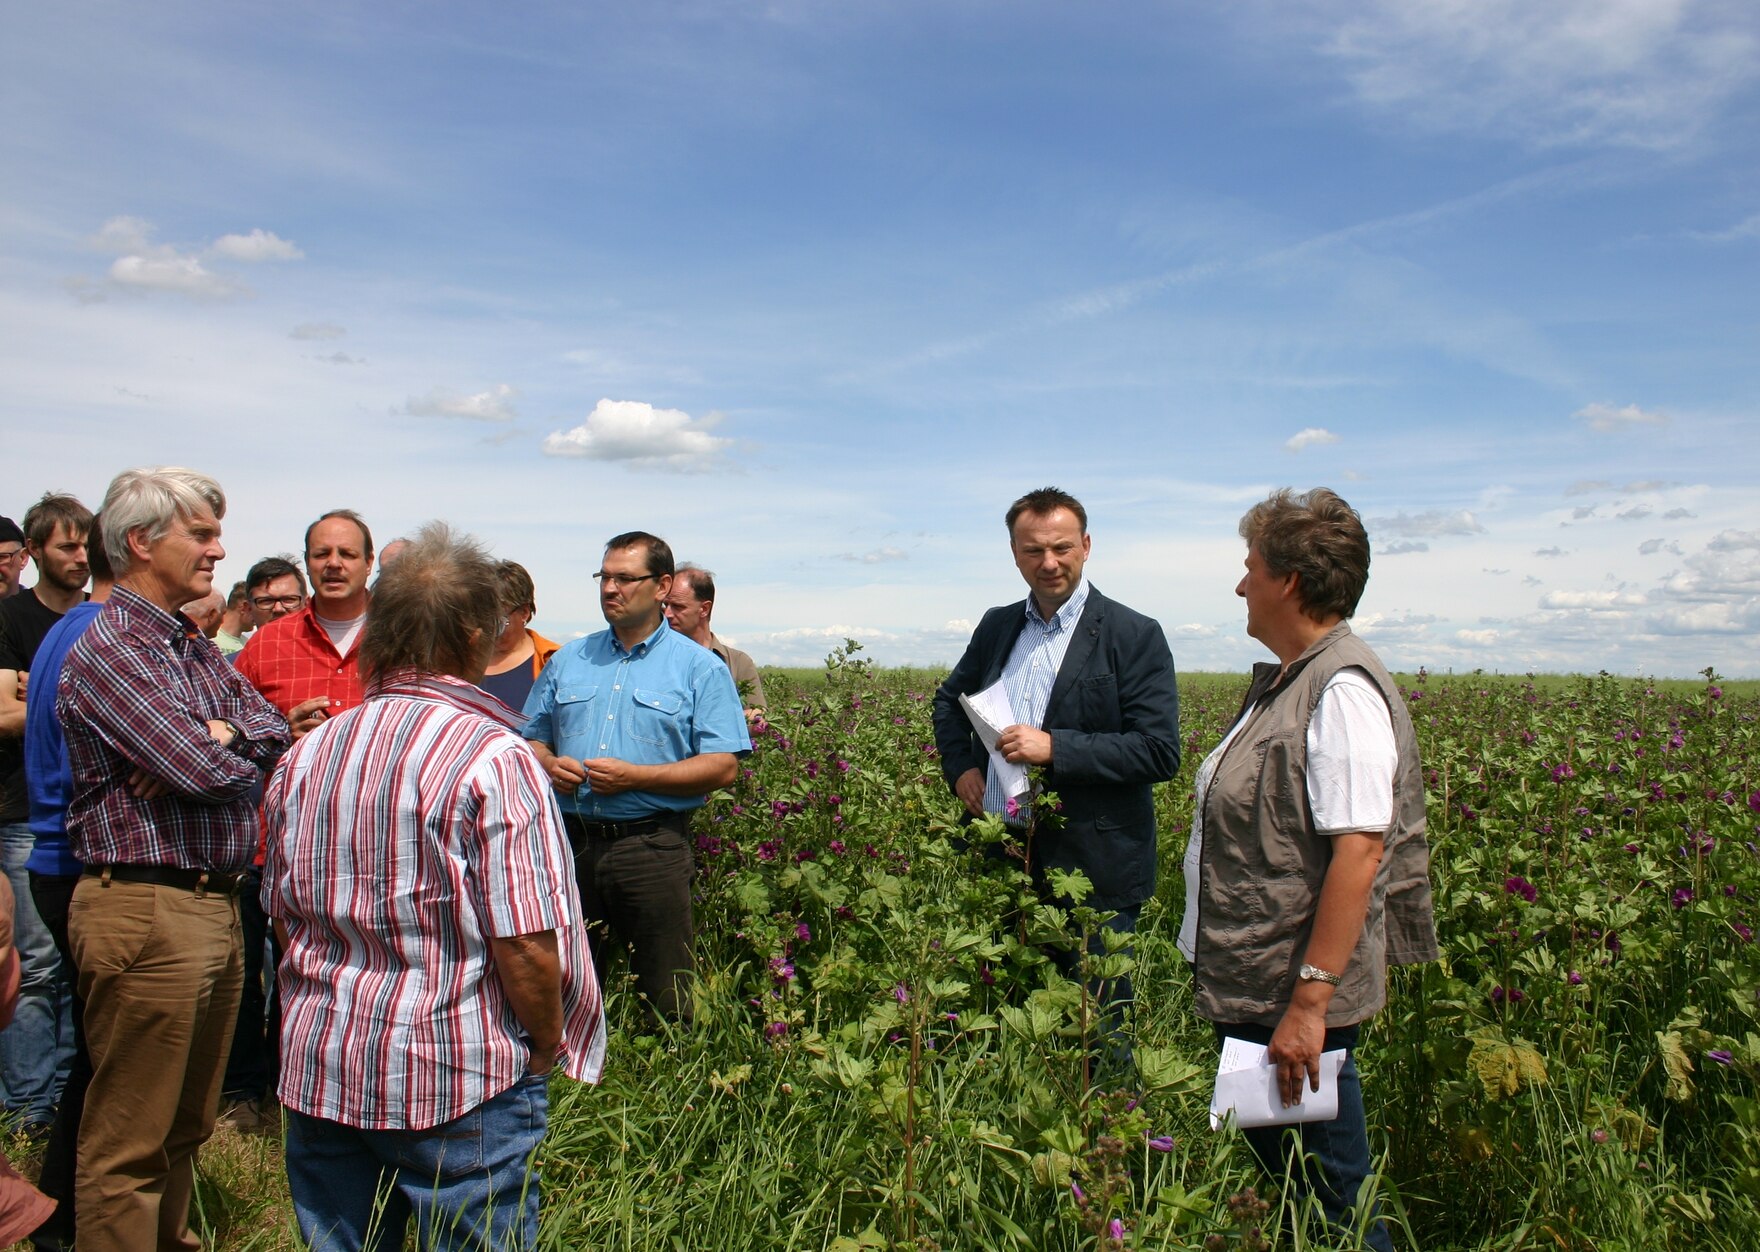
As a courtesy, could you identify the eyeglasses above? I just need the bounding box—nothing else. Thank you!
[0,547,24,564]
[593,572,659,588]
[251,594,306,611]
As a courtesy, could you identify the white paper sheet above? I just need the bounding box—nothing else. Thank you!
[959,683,1029,801]
[1209,1038,1347,1129]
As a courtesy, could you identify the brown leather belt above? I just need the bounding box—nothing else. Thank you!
[84,863,245,896]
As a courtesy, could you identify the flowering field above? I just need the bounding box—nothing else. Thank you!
[79,650,1758,1251]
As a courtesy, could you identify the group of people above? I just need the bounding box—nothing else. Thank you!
[0,471,1436,1252]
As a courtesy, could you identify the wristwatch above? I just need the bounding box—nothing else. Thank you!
[1298,963,1342,987]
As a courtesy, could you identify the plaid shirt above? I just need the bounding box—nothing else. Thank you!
[264,670,605,1130]
[58,587,291,870]
[234,602,367,717]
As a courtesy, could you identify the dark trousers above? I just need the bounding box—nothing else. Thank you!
[564,813,694,1023]
[1212,1021,1393,1252]
[222,870,278,1101]
[26,870,88,1252]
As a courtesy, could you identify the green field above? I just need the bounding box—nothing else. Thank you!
[17,654,1756,1250]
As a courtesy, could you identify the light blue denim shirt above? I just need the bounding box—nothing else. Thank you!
[521,619,751,820]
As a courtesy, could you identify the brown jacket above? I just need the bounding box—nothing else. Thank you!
[1191,623,1438,1027]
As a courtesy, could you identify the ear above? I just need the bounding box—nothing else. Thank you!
[125,526,155,564]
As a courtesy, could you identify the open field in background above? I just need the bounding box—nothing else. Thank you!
[8,655,1756,1250]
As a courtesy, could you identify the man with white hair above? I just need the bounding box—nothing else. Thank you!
[58,467,289,1252]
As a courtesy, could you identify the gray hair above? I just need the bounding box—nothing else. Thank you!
[100,467,226,574]
[358,521,501,682]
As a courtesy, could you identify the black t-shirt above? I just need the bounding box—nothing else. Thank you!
[0,589,69,821]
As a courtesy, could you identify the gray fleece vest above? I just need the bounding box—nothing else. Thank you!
[1192,623,1438,1027]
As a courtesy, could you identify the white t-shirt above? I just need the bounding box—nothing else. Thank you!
[314,610,366,658]
[1177,667,1397,961]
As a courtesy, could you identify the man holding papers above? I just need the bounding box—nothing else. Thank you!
[932,487,1180,1035]
[1179,488,1437,1252]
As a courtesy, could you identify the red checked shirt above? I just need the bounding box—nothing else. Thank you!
[263,670,605,1130]
[58,588,291,871]
[234,603,367,718]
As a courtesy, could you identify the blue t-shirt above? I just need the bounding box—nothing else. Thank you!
[521,619,751,820]
[25,599,103,875]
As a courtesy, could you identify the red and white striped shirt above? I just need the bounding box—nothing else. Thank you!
[263,670,604,1130]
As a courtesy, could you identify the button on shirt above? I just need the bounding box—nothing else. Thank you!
[521,619,751,821]
[983,578,1090,816]
[58,587,291,871]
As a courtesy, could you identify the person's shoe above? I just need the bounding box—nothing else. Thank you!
[216,1096,263,1133]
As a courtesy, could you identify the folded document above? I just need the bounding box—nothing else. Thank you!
[1210,1036,1346,1129]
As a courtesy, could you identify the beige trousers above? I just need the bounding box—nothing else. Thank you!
[68,877,242,1252]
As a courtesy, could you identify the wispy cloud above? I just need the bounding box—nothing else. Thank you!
[401,383,519,422]
[1370,509,1485,538]
[289,321,346,341]
[1534,546,1567,557]
[835,547,908,564]
[1284,426,1340,452]
[77,215,305,300]
[1575,401,1668,432]
[541,398,733,473]
[1299,0,1760,151]
[210,229,303,261]
[1381,541,1430,555]
[1684,211,1760,243]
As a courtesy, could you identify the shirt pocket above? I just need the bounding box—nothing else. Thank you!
[552,684,602,744]
[628,687,684,750]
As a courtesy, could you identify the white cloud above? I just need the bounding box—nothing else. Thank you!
[1369,509,1485,538]
[1168,623,1219,638]
[210,229,303,261]
[1284,426,1340,452]
[108,252,241,298]
[402,383,518,422]
[1303,0,1760,150]
[1648,602,1760,634]
[289,321,346,340]
[541,398,733,473]
[1381,541,1429,555]
[1661,507,1696,519]
[92,216,156,255]
[1456,628,1502,647]
[1638,538,1683,556]
[1685,211,1760,243]
[835,547,908,564]
[1575,401,1668,432]
[1539,588,1649,610]
[1565,479,1610,496]
[1707,529,1760,551]
[1534,546,1567,558]
[1616,505,1653,520]
[313,351,363,365]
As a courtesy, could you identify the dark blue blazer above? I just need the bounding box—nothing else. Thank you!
[931,586,1180,910]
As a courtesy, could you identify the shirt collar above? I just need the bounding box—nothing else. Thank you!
[609,617,669,658]
[110,584,196,645]
[367,668,526,731]
[1025,577,1090,633]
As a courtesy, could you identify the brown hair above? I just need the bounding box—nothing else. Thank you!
[1005,487,1087,537]
[1238,487,1371,621]
[605,531,674,577]
[494,560,537,615]
[358,522,500,681]
[22,492,93,550]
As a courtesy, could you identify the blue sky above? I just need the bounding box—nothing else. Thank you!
[4,1,1757,675]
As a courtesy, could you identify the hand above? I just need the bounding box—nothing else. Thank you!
[287,696,332,740]
[128,768,170,801]
[205,719,238,748]
[996,724,1053,766]
[13,672,25,702]
[583,757,639,796]
[1267,1000,1327,1108]
[527,1043,559,1078]
[545,753,587,795]
[954,768,986,817]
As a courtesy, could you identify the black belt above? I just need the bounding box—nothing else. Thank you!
[84,864,245,896]
[562,812,677,840]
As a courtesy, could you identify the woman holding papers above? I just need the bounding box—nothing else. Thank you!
[1177,488,1437,1252]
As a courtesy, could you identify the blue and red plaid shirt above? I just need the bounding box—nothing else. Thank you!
[58,586,290,871]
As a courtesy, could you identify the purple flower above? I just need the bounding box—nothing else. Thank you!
[827,794,843,807]
[894,983,910,1004]
[806,760,819,780]
[1004,795,1021,819]
[764,1021,789,1039]
[1551,762,1576,782]
[1491,985,1524,1005]
[768,957,795,982]
[828,839,847,856]
[1568,970,1584,985]
[980,964,995,986]
[1505,876,1538,903]
[1146,1135,1175,1152]
[1673,887,1694,909]
[757,840,780,862]
[1749,792,1760,815]
[1591,1128,1609,1145]
[1707,1050,1733,1066]
[1109,1218,1125,1241]
[1070,1180,1085,1203]
[835,759,852,774]
[1709,686,1724,700]
[796,923,811,942]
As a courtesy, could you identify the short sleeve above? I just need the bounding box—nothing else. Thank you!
[1306,668,1397,836]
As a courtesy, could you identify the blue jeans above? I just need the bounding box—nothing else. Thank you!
[285,1072,550,1252]
[0,821,74,1124]
[1214,1022,1394,1252]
